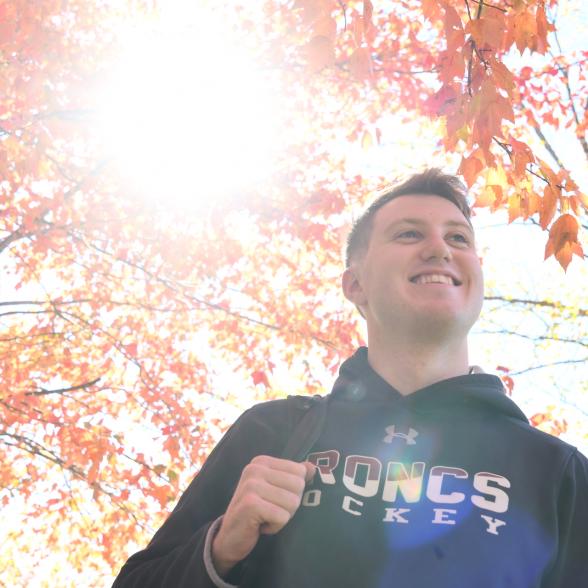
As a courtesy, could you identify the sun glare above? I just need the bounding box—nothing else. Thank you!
[97,4,281,209]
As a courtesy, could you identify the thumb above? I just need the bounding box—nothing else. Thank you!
[303,461,316,483]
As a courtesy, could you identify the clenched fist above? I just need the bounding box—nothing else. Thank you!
[211,455,316,577]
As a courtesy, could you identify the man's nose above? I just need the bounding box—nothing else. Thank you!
[420,234,452,261]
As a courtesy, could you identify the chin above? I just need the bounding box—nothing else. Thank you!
[414,311,475,337]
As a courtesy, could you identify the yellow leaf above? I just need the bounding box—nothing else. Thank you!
[361,130,373,150]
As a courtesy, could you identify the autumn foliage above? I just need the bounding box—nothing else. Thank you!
[1,0,587,584]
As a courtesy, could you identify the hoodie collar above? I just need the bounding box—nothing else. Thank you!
[331,347,528,423]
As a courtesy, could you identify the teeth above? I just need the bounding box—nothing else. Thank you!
[413,274,454,285]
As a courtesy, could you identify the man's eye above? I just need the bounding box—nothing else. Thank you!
[450,233,469,244]
[397,230,420,239]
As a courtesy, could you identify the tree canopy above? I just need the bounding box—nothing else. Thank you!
[1,0,587,584]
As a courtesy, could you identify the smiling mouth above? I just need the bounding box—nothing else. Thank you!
[409,273,461,286]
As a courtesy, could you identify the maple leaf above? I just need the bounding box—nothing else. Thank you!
[252,370,270,388]
[349,46,373,81]
[458,150,485,187]
[363,0,373,32]
[466,17,506,52]
[540,184,559,229]
[312,15,337,41]
[544,214,584,271]
[305,35,335,72]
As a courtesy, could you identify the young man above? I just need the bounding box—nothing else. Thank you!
[113,169,588,587]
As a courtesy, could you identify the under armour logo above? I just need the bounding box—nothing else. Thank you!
[383,425,418,445]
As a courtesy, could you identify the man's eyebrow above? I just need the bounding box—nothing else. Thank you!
[384,218,474,234]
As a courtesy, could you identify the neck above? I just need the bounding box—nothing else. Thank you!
[367,331,470,395]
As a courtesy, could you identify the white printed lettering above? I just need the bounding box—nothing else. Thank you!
[302,489,321,507]
[480,515,507,535]
[382,508,411,523]
[342,495,363,516]
[307,450,340,485]
[427,466,467,504]
[343,455,382,497]
[432,508,457,525]
[382,462,425,503]
[472,472,510,513]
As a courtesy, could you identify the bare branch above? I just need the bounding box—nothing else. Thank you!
[485,295,588,317]
[26,378,101,397]
[532,125,565,169]
[509,357,587,376]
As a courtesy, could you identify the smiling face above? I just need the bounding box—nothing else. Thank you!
[343,194,484,343]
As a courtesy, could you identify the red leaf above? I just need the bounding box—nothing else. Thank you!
[544,213,584,270]
[252,370,270,388]
[458,151,484,187]
[305,36,335,72]
[349,47,372,81]
[363,0,373,31]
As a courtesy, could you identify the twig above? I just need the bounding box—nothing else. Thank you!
[26,378,101,397]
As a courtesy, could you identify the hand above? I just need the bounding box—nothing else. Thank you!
[211,455,316,577]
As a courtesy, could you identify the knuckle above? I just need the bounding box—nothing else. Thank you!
[293,462,307,478]
[241,492,262,511]
[277,508,291,525]
[286,493,302,513]
[241,477,262,496]
[243,462,264,480]
[243,463,256,476]
[293,476,306,494]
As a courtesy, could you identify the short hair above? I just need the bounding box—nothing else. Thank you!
[345,168,472,267]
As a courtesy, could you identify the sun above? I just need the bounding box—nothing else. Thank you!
[96,3,281,210]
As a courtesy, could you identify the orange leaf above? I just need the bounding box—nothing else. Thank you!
[313,15,337,41]
[295,0,329,23]
[252,370,270,388]
[465,17,505,51]
[425,83,458,116]
[458,151,484,187]
[509,137,534,177]
[363,0,373,31]
[444,6,465,51]
[422,0,443,22]
[539,184,559,229]
[513,11,537,53]
[349,47,372,81]
[305,36,335,72]
[490,58,515,96]
[544,213,584,270]
[361,130,373,150]
[535,4,549,54]
[475,184,502,208]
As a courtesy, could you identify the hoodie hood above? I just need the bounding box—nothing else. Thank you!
[331,347,528,424]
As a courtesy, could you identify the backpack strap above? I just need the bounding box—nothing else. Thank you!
[240,394,329,587]
[280,394,329,461]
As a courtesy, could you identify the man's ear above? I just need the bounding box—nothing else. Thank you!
[342,267,367,307]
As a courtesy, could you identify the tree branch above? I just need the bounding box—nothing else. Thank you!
[485,295,588,317]
[532,125,565,169]
[26,378,101,397]
[509,357,587,376]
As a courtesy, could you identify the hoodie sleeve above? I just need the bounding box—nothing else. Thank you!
[542,448,588,588]
[111,400,290,588]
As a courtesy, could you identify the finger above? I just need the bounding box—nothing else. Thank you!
[242,478,304,515]
[250,455,308,477]
[243,463,308,495]
[231,490,294,536]
[303,461,316,483]
[256,501,296,535]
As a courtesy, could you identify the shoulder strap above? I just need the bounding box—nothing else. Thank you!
[240,394,329,587]
[281,394,329,461]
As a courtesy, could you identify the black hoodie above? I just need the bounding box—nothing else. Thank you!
[112,348,588,588]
